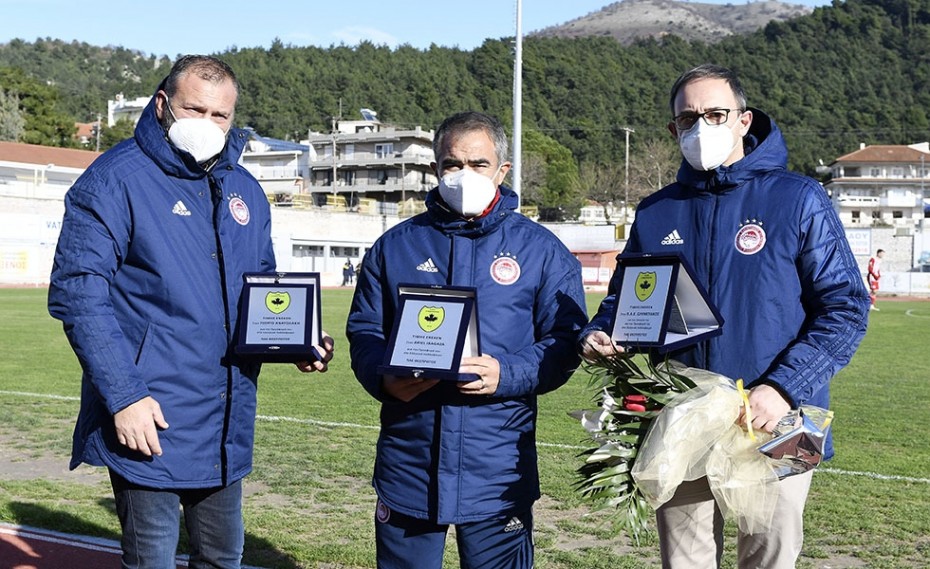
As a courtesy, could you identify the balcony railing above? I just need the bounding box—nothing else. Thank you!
[273,194,427,218]
[305,181,433,194]
[309,154,433,169]
[836,196,879,206]
[243,165,300,180]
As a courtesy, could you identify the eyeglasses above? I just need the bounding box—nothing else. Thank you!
[672,108,744,131]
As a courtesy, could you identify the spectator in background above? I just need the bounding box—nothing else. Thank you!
[868,248,884,311]
[342,258,352,286]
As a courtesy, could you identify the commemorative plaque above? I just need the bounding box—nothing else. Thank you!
[377,284,481,381]
[609,254,723,352]
[234,272,323,362]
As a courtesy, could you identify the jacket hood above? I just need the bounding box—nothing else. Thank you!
[424,184,518,236]
[133,80,248,180]
[675,108,788,192]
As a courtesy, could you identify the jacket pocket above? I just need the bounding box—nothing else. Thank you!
[133,323,156,368]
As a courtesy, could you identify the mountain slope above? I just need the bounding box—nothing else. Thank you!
[531,0,814,44]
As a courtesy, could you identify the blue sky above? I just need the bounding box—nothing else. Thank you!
[1,0,829,57]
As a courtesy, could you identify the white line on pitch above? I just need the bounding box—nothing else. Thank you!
[3,390,928,484]
[817,467,930,484]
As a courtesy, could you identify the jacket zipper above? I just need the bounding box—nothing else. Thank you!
[210,174,233,485]
[705,185,720,370]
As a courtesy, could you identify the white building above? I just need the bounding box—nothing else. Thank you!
[825,142,930,273]
[304,112,437,216]
[0,141,99,201]
[576,200,635,226]
[240,131,312,205]
[0,138,387,286]
[0,141,100,284]
[107,93,151,127]
[826,142,930,232]
[5,138,930,293]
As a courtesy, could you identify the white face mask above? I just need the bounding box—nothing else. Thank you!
[438,168,500,217]
[678,120,740,171]
[165,100,229,163]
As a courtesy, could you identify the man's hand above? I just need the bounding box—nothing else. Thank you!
[113,396,169,457]
[737,383,792,434]
[295,332,335,373]
[382,375,439,402]
[580,331,625,361]
[458,354,501,396]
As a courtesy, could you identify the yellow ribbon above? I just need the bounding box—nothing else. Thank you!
[736,379,756,442]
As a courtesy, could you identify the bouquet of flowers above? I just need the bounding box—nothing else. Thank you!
[574,354,696,543]
[576,353,834,543]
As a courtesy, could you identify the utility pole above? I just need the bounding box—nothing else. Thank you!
[95,113,102,152]
[331,116,338,198]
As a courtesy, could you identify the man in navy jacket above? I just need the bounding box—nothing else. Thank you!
[347,111,587,569]
[581,65,869,568]
[49,55,332,569]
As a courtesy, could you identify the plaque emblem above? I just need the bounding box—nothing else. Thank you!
[265,291,291,314]
[417,306,445,333]
[635,271,657,302]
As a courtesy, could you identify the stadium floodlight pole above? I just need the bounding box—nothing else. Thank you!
[623,127,634,224]
[512,0,523,207]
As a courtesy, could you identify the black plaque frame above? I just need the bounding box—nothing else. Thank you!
[235,272,323,363]
[609,253,723,353]
[377,284,481,381]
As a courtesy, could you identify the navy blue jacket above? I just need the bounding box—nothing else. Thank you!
[48,91,274,488]
[584,110,869,459]
[347,187,587,523]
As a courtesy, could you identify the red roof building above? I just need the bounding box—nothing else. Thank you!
[0,141,100,200]
[825,142,930,232]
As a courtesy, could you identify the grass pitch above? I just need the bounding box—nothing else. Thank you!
[1,288,928,568]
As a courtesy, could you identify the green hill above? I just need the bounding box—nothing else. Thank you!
[2,0,928,213]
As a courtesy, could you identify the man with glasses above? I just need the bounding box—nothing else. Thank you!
[580,64,869,568]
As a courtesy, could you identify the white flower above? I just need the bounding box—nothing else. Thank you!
[580,409,610,433]
[601,388,618,411]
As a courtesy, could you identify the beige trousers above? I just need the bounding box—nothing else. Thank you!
[655,470,814,569]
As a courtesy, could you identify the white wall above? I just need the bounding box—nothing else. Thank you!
[541,223,624,251]
[0,197,65,286]
[0,196,401,287]
[270,207,401,286]
[4,195,929,296]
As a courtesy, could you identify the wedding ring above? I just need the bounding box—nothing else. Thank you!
[479,379,486,390]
